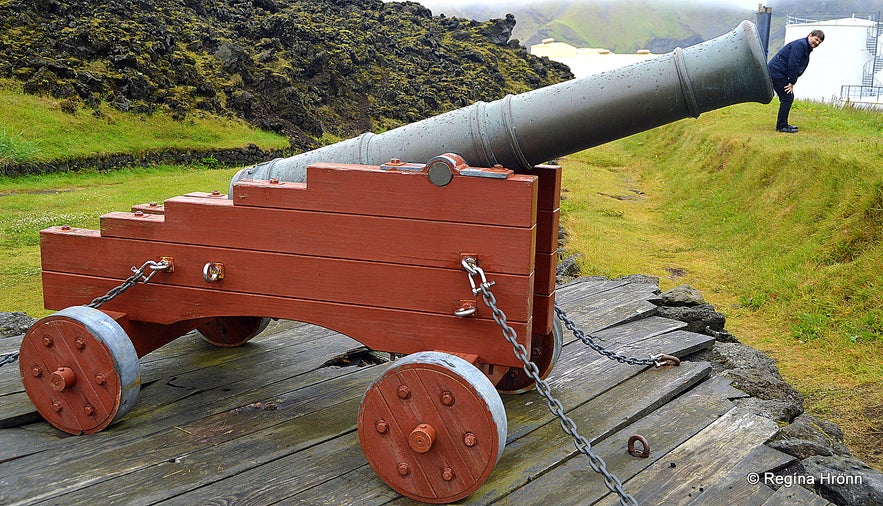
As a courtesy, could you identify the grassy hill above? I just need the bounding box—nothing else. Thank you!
[427,0,883,53]
[559,100,882,470]
[0,0,571,154]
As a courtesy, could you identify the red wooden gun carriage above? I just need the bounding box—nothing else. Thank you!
[19,22,772,503]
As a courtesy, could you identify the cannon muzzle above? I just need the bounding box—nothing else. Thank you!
[232,20,772,185]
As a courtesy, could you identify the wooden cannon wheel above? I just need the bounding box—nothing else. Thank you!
[19,306,140,435]
[357,351,507,504]
[196,316,271,347]
[494,315,563,394]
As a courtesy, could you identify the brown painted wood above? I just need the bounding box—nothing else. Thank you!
[34,160,545,390]
[535,209,559,254]
[533,252,556,296]
[232,163,538,228]
[100,200,537,275]
[527,165,560,336]
[521,165,561,213]
[39,229,534,323]
[41,272,532,368]
[531,293,554,335]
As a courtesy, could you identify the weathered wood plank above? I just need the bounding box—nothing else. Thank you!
[8,300,709,504]
[556,278,662,332]
[0,392,41,430]
[689,443,796,505]
[595,407,783,505]
[35,396,370,505]
[0,277,789,506]
[462,361,714,505]
[1,323,315,439]
[5,361,384,504]
[0,321,347,428]
[506,324,712,442]
[492,369,737,505]
[287,331,714,505]
[147,359,710,505]
[0,327,381,504]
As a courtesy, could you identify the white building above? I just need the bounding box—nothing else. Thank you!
[784,15,882,107]
[529,39,660,79]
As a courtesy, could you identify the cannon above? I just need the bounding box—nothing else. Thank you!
[20,21,771,504]
[231,20,772,186]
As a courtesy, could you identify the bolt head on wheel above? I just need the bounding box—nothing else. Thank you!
[19,306,140,435]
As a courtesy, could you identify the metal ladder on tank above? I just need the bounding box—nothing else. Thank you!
[861,14,883,89]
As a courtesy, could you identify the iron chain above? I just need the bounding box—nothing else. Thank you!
[462,258,639,506]
[88,259,172,309]
[0,258,171,368]
[0,351,19,368]
[555,305,680,368]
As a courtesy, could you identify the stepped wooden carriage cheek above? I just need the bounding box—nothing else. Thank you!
[23,155,560,503]
[20,21,774,504]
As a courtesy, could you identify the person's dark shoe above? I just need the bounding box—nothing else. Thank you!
[776,126,798,133]
[787,124,799,131]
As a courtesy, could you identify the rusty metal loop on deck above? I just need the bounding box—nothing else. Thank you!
[651,354,681,368]
[627,435,651,458]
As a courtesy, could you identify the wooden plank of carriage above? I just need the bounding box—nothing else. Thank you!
[0,277,809,505]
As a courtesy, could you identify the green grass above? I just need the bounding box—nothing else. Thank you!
[0,78,288,314]
[0,164,241,315]
[561,101,882,469]
[0,79,288,165]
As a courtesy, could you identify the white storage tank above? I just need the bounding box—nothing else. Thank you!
[783,16,880,102]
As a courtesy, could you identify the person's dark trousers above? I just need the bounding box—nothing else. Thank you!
[771,78,794,129]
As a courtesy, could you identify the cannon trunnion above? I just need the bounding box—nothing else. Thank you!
[21,21,774,504]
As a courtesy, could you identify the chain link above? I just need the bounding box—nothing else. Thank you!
[462,258,639,506]
[0,351,19,368]
[88,259,172,309]
[555,305,680,368]
[0,258,171,369]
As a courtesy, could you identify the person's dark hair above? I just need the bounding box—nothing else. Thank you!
[809,29,825,41]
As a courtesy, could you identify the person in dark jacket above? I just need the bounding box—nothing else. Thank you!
[767,30,825,133]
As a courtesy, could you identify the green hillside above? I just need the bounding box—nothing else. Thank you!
[520,1,743,52]
[432,0,883,53]
[0,0,571,156]
[560,101,882,469]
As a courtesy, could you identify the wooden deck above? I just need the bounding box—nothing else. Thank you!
[0,277,830,505]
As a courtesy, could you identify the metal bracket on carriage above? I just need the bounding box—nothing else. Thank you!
[380,153,514,187]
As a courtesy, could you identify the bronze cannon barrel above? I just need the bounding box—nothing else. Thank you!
[231,20,772,185]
